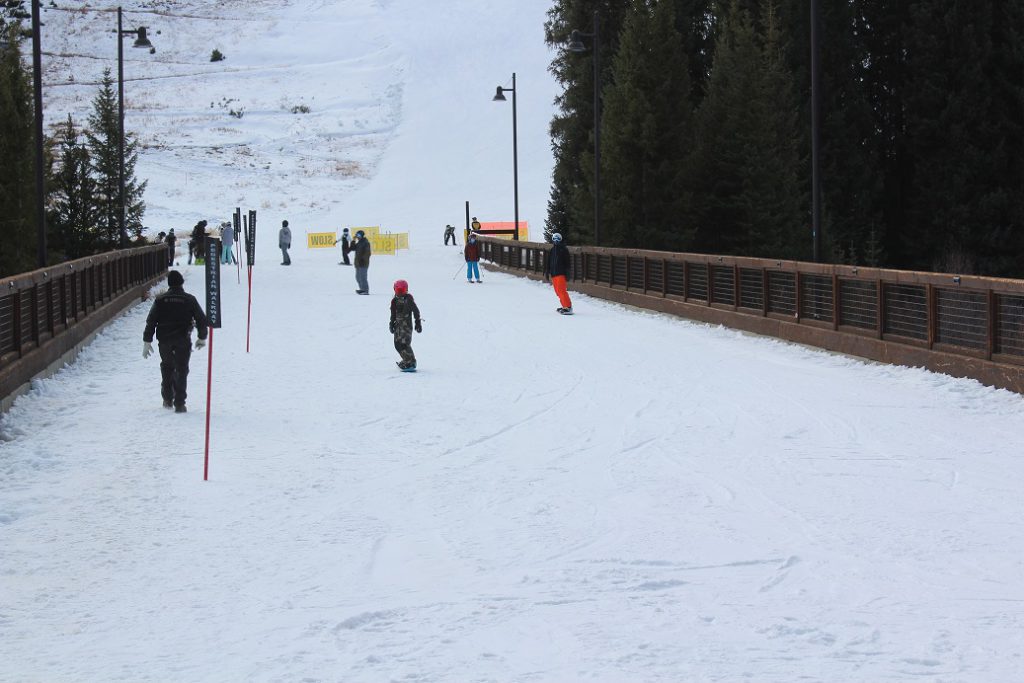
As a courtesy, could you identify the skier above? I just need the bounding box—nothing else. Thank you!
[543,232,573,314]
[443,224,457,246]
[220,221,237,264]
[464,233,482,283]
[165,229,176,266]
[142,270,209,413]
[279,220,292,265]
[389,279,422,371]
[334,227,352,265]
[352,229,371,294]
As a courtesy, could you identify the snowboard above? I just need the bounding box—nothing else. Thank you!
[397,362,418,373]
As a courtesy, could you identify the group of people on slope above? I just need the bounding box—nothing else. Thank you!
[161,220,240,268]
[278,221,371,294]
[142,227,572,409]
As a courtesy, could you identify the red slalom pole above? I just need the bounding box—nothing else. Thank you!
[246,266,253,353]
[203,329,214,481]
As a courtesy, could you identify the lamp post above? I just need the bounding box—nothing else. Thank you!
[567,11,601,245]
[28,0,46,267]
[116,6,152,249]
[492,72,519,241]
[810,0,822,262]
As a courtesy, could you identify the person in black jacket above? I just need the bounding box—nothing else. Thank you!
[352,230,372,294]
[165,229,176,266]
[142,270,209,412]
[334,227,352,265]
[543,232,573,314]
[188,220,207,265]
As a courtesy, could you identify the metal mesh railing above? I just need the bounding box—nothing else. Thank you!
[478,240,1024,379]
[935,288,987,350]
[710,266,735,306]
[739,268,764,310]
[801,274,834,323]
[0,246,166,372]
[996,294,1024,356]
[839,279,877,330]
[768,271,797,316]
[884,284,928,341]
[687,263,708,301]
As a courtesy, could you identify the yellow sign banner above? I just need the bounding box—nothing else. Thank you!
[306,231,337,249]
[370,235,396,255]
[351,225,380,239]
[386,232,410,249]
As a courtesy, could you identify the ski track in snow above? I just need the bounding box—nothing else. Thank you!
[3,0,1024,681]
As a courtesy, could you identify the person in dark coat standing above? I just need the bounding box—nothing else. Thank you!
[389,279,422,370]
[188,220,207,265]
[334,227,352,265]
[444,224,457,246]
[543,232,573,314]
[464,234,482,283]
[352,229,371,294]
[279,220,292,265]
[142,270,209,412]
[165,229,176,266]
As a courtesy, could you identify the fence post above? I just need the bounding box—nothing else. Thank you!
[832,274,840,330]
[987,289,996,360]
[877,279,885,339]
[927,283,936,349]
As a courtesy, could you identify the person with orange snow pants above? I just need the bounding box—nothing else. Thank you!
[544,232,573,315]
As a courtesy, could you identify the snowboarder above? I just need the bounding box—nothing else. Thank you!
[165,229,176,266]
[543,232,573,314]
[279,220,292,265]
[142,270,209,413]
[444,224,457,246]
[334,227,352,265]
[352,229,371,294]
[464,233,482,283]
[389,279,422,371]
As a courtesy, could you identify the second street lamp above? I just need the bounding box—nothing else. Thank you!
[116,6,153,249]
[568,11,601,245]
[492,72,519,241]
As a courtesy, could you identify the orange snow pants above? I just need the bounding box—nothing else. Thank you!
[551,275,572,309]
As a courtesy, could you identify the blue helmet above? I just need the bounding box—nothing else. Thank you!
[551,233,563,243]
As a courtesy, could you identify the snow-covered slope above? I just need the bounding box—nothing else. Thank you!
[40,0,557,237]
[3,2,1024,682]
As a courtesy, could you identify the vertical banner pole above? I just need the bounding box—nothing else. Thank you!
[245,209,257,353]
[203,328,214,481]
[203,237,222,481]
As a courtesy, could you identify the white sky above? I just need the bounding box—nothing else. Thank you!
[3,2,1024,682]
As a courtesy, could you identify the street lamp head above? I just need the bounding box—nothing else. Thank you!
[567,30,587,52]
[492,86,506,102]
[133,26,152,48]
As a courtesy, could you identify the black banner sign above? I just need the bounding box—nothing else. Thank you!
[247,209,257,266]
[205,237,222,328]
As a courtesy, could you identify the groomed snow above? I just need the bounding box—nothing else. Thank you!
[3,1,1024,682]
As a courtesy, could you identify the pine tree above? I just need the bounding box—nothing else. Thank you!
[600,0,695,250]
[902,1,1024,276]
[85,68,147,250]
[50,114,98,259]
[688,1,803,258]
[544,0,630,245]
[0,28,36,277]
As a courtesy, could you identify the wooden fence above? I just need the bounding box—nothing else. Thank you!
[479,238,1024,393]
[1,245,168,407]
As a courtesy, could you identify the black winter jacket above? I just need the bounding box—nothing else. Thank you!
[143,287,209,343]
[353,238,372,267]
[545,243,571,278]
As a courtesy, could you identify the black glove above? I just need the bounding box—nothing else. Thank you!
[414,320,422,333]
[389,323,395,334]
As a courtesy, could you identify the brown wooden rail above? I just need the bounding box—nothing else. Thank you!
[0,245,168,406]
[479,237,1024,394]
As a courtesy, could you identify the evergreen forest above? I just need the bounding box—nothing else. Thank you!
[545,0,1024,277]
